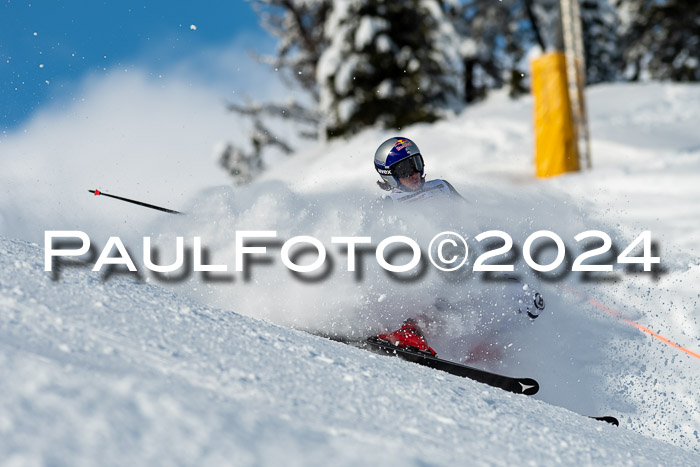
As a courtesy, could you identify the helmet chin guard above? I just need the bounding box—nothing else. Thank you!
[374,137,424,190]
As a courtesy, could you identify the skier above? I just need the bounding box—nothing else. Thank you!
[373,136,463,202]
[372,136,545,359]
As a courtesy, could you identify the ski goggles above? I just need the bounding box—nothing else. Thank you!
[390,154,424,178]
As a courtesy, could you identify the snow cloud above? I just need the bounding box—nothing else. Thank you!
[0,34,287,244]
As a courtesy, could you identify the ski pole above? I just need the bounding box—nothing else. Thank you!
[88,189,183,215]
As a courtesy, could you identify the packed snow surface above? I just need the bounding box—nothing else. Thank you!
[1,82,700,464]
[1,236,698,466]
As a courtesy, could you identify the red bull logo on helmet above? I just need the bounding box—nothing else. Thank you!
[394,139,412,152]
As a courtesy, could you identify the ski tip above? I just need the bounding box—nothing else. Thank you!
[517,378,539,395]
[88,189,101,196]
[590,415,619,426]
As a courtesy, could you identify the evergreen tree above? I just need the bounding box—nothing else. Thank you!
[617,0,700,81]
[252,0,331,99]
[221,0,638,185]
[450,0,540,103]
[580,0,622,84]
[317,0,462,138]
[219,0,330,184]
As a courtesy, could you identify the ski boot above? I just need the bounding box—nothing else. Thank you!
[376,318,437,356]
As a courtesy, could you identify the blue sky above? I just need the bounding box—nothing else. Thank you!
[0,0,266,133]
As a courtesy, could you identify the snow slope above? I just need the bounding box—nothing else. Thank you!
[165,82,700,453]
[1,236,699,466]
[1,82,699,464]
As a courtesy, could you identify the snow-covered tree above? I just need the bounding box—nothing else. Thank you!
[219,0,330,184]
[317,0,462,138]
[449,0,542,102]
[617,0,700,81]
[250,0,331,98]
[221,0,464,183]
[220,0,638,184]
[580,0,622,84]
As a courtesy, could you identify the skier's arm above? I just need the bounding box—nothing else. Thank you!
[443,180,465,201]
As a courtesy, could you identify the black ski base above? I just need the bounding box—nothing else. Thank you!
[362,336,539,396]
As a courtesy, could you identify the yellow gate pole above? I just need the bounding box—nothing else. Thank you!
[531,52,580,178]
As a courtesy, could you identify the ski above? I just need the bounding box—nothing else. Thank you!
[323,334,620,423]
[360,336,539,395]
[589,415,619,426]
